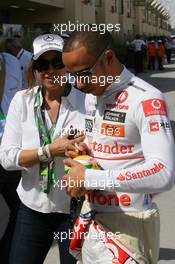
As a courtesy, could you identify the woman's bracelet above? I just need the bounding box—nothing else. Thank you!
[43,144,52,160]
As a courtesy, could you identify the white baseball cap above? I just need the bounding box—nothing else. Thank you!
[33,34,64,60]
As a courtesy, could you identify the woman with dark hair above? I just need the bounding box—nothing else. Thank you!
[0,33,87,264]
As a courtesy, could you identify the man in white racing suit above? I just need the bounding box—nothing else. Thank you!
[62,30,175,264]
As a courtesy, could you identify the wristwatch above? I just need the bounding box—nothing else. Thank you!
[37,147,48,163]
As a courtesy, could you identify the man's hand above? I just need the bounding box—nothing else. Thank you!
[62,158,87,197]
[65,142,89,158]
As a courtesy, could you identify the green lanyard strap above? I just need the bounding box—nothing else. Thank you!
[34,87,56,193]
[0,112,5,120]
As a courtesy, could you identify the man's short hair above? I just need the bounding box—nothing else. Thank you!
[63,30,115,57]
[135,34,140,39]
[5,37,22,48]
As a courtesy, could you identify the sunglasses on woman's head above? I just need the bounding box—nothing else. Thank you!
[33,55,65,72]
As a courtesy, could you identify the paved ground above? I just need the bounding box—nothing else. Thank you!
[1,58,175,263]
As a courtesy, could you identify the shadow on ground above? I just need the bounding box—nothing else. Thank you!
[159,248,175,261]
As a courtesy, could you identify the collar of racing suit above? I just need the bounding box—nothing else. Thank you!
[101,66,134,99]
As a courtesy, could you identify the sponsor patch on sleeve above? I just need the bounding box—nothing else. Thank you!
[142,98,167,117]
[149,121,171,133]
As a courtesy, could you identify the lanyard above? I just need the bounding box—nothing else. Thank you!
[34,87,56,193]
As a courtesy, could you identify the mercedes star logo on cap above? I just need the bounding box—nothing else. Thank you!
[43,35,54,41]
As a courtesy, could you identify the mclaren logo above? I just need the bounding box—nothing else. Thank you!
[43,35,54,41]
[115,90,128,104]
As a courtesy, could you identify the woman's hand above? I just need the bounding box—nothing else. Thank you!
[18,132,86,168]
[49,133,85,158]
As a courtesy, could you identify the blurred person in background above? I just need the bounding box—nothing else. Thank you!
[147,40,156,70]
[0,49,22,264]
[165,38,173,64]
[156,40,165,70]
[131,34,146,75]
[5,37,32,89]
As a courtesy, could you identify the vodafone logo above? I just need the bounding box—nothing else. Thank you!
[151,99,161,110]
[142,98,167,117]
[106,90,129,110]
[86,192,131,207]
[115,90,128,104]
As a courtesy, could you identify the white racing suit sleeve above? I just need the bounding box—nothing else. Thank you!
[85,91,175,193]
[0,92,25,170]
